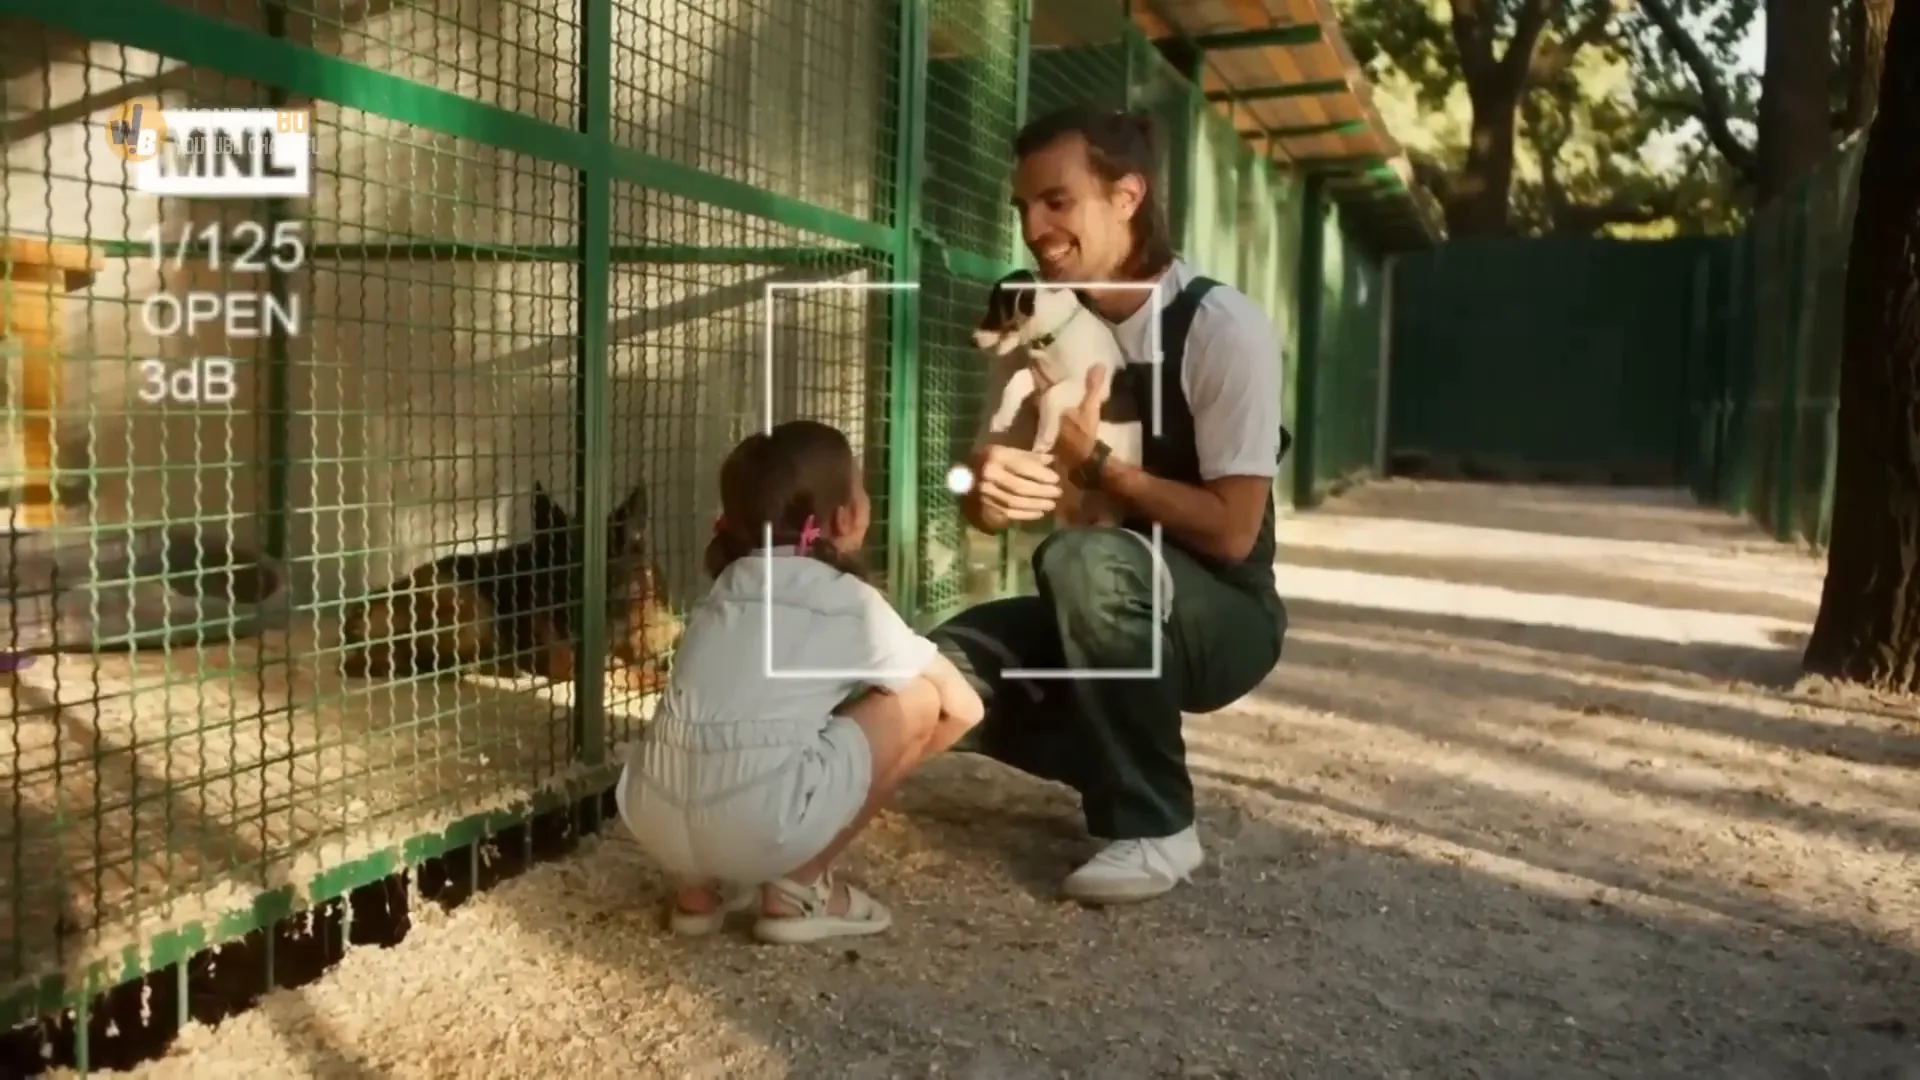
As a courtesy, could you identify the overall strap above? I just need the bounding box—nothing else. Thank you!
[1159,274,1294,465]
[1159,277,1221,371]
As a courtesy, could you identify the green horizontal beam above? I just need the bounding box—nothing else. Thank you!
[1298,153,1390,175]
[1238,120,1370,140]
[1191,25,1322,51]
[66,238,862,266]
[23,0,896,254]
[1325,164,1406,187]
[939,245,1021,284]
[1328,184,1411,205]
[1207,79,1348,103]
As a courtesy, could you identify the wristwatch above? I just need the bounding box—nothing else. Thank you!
[1074,440,1112,490]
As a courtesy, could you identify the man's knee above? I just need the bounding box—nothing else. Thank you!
[1034,527,1154,603]
[924,595,1054,695]
[1032,527,1157,660]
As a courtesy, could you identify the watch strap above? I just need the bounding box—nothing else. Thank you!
[1074,440,1112,489]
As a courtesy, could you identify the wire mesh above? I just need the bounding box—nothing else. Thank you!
[1387,236,1709,485]
[1713,135,1865,547]
[1124,32,1183,210]
[613,1,896,224]
[917,0,1024,620]
[1186,108,1243,283]
[1025,0,1129,117]
[0,0,1357,1043]
[1313,209,1384,486]
[0,0,902,1018]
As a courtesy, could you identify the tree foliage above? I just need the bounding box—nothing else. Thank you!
[1336,0,1765,237]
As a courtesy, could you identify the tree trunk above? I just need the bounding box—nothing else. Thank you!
[1801,0,1920,693]
[1756,0,1836,203]
[1443,103,1520,236]
[1845,0,1895,132]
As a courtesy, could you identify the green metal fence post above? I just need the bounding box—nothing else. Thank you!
[1291,174,1326,508]
[263,1,293,562]
[1168,44,1203,252]
[1771,188,1811,543]
[887,0,929,616]
[1372,252,1395,476]
[1682,250,1712,499]
[1000,0,1032,597]
[1721,230,1753,514]
[571,0,614,770]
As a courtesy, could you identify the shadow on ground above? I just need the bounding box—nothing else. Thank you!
[1276,544,1821,624]
[338,482,1920,1075]
[85,480,1920,1078]
[1308,480,1769,548]
[1284,596,1811,689]
[469,751,1920,1079]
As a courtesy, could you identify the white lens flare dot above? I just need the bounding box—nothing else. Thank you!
[945,463,975,495]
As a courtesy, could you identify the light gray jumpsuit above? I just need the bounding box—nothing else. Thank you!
[616,550,938,884]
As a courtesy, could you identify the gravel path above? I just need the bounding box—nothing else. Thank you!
[57,480,1920,1079]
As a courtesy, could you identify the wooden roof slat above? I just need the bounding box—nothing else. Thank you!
[1204,78,1348,102]
[1140,0,1439,246]
[1189,25,1321,49]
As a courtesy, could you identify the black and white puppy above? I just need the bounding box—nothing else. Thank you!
[972,269,1140,527]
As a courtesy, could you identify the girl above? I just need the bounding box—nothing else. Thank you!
[616,420,984,945]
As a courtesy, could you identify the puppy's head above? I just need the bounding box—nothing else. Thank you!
[972,269,1039,356]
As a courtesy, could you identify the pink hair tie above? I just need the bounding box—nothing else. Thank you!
[797,515,822,550]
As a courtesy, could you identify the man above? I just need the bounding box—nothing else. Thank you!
[926,104,1290,905]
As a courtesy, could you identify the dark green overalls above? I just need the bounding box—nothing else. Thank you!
[927,276,1289,840]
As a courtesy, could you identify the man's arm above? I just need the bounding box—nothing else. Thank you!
[1097,292,1284,563]
[1100,466,1270,563]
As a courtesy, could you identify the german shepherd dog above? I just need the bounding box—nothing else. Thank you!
[339,483,682,692]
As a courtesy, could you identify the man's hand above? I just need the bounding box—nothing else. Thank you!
[970,443,1063,528]
[1042,366,1111,478]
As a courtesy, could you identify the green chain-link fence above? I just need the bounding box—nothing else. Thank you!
[1304,201,1386,497]
[2,0,916,1039]
[1386,134,1864,543]
[1388,234,1712,486]
[0,0,1397,1054]
[1699,134,1865,548]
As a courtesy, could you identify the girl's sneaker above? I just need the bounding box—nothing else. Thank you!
[666,882,757,936]
[751,873,893,945]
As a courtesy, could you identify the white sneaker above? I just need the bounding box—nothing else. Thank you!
[1061,825,1204,904]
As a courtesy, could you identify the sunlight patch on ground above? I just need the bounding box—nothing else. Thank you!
[1279,512,1827,605]
[1276,564,1807,651]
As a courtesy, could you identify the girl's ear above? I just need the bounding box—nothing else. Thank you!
[831,502,859,541]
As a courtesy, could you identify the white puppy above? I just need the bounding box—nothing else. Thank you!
[971,269,1140,527]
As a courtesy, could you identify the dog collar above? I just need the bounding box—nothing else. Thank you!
[1028,302,1083,349]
